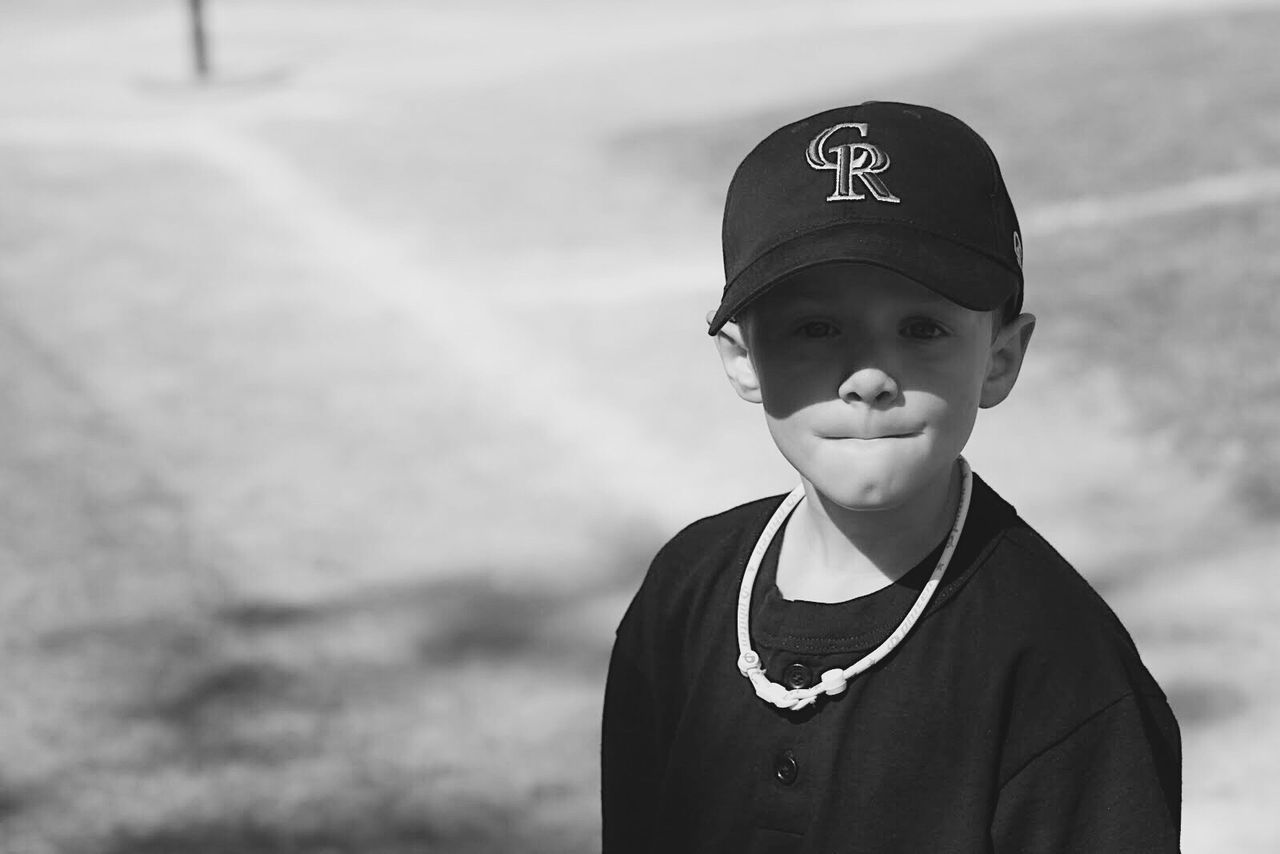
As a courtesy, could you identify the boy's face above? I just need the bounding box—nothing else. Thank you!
[716,262,1033,512]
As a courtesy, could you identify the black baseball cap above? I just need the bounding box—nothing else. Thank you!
[708,101,1024,334]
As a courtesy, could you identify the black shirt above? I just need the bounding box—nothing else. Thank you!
[602,475,1181,853]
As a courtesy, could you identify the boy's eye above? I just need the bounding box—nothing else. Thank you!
[795,321,839,339]
[901,319,948,340]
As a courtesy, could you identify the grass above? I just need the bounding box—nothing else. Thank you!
[0,141,631,852]
[1033,202,1280,515]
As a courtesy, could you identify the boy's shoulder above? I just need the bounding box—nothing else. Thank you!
[957,480,1176,790]
[632,494,781,596]
[622,493,787,626]
[614,493,787,657]
[957,478,1167,704]
[654,493,784,566]
[978,492,1139,644]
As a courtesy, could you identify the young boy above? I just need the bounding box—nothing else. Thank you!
[601,102,1181,852]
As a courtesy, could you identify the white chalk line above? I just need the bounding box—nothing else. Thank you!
[2,119,715,526]
[1023,167,1280,236]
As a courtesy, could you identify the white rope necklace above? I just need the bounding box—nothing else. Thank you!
[735,458,973,712]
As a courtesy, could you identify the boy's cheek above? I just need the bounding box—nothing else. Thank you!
[761,386,823,421]
[763,416,819,475]
[756,364,845,417]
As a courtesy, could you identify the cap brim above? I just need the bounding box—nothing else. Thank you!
[708,224,1021,334]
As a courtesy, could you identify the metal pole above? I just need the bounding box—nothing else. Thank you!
[189,0,210,80]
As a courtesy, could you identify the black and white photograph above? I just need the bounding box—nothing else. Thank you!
[2,1,1277,851]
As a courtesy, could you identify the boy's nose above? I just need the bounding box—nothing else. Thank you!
[838,367,900,407]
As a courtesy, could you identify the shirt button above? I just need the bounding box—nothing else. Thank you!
[782,662,812,690]
[774,750,799,786]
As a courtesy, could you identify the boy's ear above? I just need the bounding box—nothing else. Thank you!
[708,310,763,404]
[980,312,1036,409]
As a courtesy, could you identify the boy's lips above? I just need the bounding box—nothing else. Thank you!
[810,413,924,440]
[821,430,922,440]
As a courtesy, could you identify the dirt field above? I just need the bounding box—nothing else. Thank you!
[2,1,1278,851]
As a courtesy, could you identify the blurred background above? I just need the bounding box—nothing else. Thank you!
[2,0,1279,851]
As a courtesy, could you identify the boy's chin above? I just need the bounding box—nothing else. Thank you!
[799,460,958,514]
[806,480,918,513]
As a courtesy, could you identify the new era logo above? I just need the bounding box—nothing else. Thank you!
[806,123,901,204]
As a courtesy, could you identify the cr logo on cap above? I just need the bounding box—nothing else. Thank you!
[806,123,901,204]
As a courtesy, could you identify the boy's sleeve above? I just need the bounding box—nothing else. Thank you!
[601,637,664,854]
[601,524,709,852]
[991,691,1182,853]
